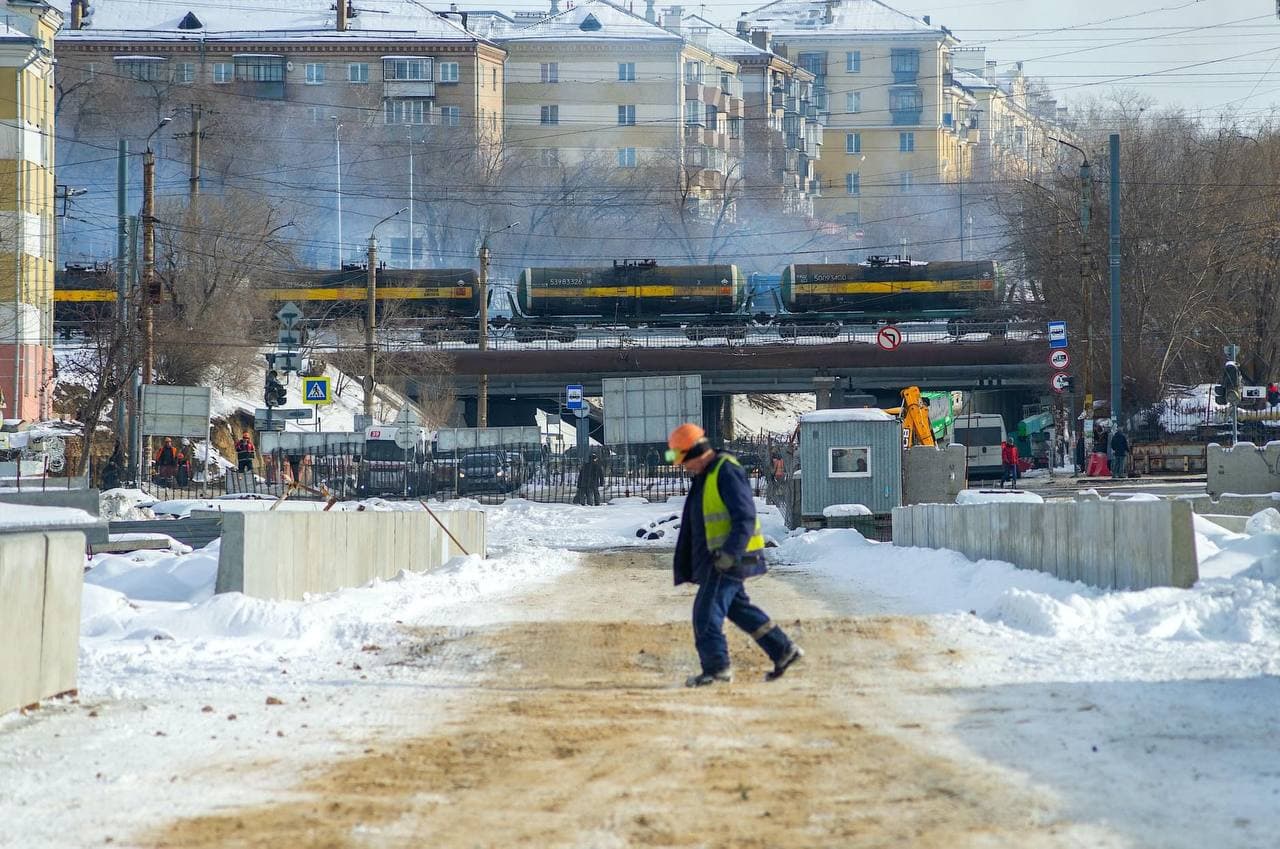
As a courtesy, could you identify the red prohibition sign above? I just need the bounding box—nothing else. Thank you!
[876,325,903,351]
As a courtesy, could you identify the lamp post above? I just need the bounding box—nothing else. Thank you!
[1050,136,1093,451]
[365,207,408,418]
[477,221,519,427]
[141,115,172,388]
[332,116,343,266]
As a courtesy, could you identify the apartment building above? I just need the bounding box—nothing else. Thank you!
[492,0,743,209]
[952,49,1064,183]
[679,15,820,219]
[55,0,506,265]
[0,0,60,421]
[742,0,963,233]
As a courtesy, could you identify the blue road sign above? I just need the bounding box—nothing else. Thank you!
[1047,320,1068,350]
[302,376,332,405]
[566,384,584,410]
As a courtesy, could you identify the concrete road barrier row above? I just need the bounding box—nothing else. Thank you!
[215,509,486,601]
[0,532,84,716]
[1207,442,1280,498]
[892,501,1198,590]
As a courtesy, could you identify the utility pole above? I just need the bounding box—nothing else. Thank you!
[365,235,377,417]
[407,129,414,265]
[332,117,343,266]
[141,146,156,386]
[1108,132,1122,434]
[364,208,408,418]
[1052,136,1093,450]
[188,104,201,200]
[115,140,129,466]
[476,221,519,428]
[478,242,490,428]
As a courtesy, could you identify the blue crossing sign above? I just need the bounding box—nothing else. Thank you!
[301,376,332,405]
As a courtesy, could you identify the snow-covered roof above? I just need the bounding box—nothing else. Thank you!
[681,14,769,57]
[952,68,994,91]
[499,0,680,44]
[54,0,487,44]
[745,0,946,38]
[800,408,893,423]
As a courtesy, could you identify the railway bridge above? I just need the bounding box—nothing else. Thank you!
[374,326,1049,437]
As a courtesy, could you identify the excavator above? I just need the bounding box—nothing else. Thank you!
[884,386,956,448]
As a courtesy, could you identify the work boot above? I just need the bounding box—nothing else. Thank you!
[685,668,733,687]
[765,645,804,681]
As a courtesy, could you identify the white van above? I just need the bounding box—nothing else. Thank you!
[951,413,1008,481]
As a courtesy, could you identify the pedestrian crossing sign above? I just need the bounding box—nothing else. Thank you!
[301,376,332,405]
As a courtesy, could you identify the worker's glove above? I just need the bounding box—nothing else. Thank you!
[713,550,737,573]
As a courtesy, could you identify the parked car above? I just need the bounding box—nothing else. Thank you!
[457,451,516,495]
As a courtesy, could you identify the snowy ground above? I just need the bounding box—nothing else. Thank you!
[1,499,1277,847]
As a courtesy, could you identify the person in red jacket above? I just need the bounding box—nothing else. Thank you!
[1000,441,1020,488]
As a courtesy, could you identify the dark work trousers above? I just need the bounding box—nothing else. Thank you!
[692,570,792,674]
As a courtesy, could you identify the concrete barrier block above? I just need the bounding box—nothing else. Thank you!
[0,533,46,712]
[1112,504,1146,590]
[39,532,85,698]
[1169,501,1199,589]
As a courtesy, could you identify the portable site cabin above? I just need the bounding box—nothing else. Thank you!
[798,409,902,522]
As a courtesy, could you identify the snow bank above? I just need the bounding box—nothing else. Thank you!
[955,489,1044,504]
[0,502,97,530]
[822,503,871,517]
[100,487,156,521]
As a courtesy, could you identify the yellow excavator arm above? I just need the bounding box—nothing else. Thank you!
[893,386,936,448]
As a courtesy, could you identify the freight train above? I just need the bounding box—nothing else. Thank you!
[55,256,1002,342]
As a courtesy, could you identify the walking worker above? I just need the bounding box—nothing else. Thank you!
[1000,440,1019,488]
[1110,428,1129,479]
[668,423,803,687]
[235,431,256,473]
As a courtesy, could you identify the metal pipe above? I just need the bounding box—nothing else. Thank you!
[1108,132,1122,433]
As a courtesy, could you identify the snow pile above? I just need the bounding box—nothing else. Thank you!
[1246,507,1280,535]
[955,489,1044,504]
[100,487,157,521]
[822,503,871,517]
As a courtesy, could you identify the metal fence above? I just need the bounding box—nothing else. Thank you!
[137,436,790,506]
[1128,391,1280,445]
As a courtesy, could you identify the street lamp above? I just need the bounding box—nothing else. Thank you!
[477,221,519,427]
[141,115,172,388]
[364,207,409,418]
[331,116,343,267]
[1049,135,1094,444]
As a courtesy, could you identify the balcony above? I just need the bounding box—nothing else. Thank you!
[771,91,784,110]
[385,80,436,98]
[807,179,822,197]
[729,137,744,157]
[684,81,702,100]
[684,125,704,145]
[891,109,924,126]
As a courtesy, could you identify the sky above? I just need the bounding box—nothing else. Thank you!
[499,0,1280,121]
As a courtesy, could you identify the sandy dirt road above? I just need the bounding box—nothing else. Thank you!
[149,550,1112,849]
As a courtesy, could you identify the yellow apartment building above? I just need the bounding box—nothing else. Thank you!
[0,0,59,421]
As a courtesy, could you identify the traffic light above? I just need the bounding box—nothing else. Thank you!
[264,370,286,408]
[1268,383,1280,407]
[1214,384,1226,405]
[1222,361,1242,404]
[1064,376,1076,393]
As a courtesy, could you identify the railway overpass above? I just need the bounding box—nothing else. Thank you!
[374,332,1050,436]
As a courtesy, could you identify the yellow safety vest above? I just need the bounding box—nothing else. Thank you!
[703,454,766,554]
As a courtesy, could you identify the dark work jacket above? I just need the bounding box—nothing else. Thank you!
[673,450,767,586]
[1111,431,1129,454]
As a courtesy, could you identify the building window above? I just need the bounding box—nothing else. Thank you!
[705,105,720,132]
[900,171,914,192]
[348,62,369,83]
[115,57,168,82]
[309,106,324,123]
[439,62,459,83]
[492,67,497,89]
[899,131,915,152]
[617,104,636,126]
[305,63,326,84]
[846,172,860,195]
[540,148,560,167]
[617,147,637,167]
[540,105,559,125]
[618,62,635,81]
[846,91,861,114]
[829,446,870,478]
[540,62,558,83]
[728,116,743,139]
[234,56,285,82]
[441,105,461,126]
[212,62,233,84]
[684,60,703,84]
[385,98,430,125]
[684,99,701,126]
[846,132,860,154]
[846,50,861,73]
[174,62,195,84]
[889,87,923,123]
[383,58,432,81]
[891,49,920,80]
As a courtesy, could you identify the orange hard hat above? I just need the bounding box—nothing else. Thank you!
[666,422,708,464]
